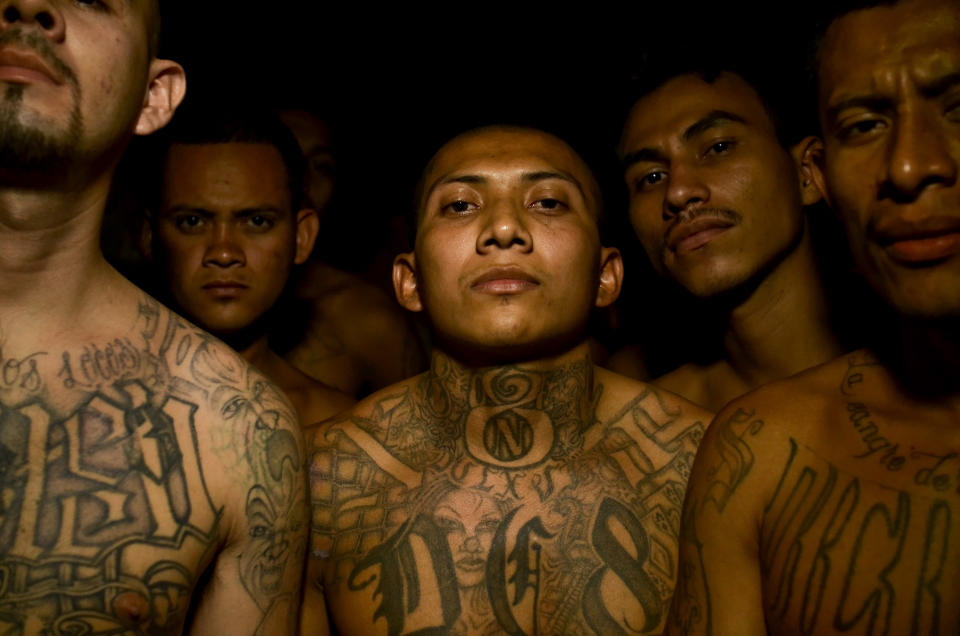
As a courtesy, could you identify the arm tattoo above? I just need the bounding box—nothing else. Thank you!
[311,362,705,635]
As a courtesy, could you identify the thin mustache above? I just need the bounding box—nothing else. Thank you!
[673,207,743,226]
[0,29,76,86]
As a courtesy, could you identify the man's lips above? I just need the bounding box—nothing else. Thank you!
[0,47,63,85]
[202,281,248,298]
[667,216,735,254]
[873,216,960,264]
[470,267,540,294]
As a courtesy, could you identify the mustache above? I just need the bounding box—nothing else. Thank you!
[0,29,76,86]
[673,206,743,226]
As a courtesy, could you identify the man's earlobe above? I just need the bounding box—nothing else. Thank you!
[135,59,187,136]
[294,208,319,265]
[393,252,423,312]
[792,136,826,207]
[595,247,624,308]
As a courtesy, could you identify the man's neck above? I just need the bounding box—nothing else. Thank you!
[0,176,116,326]
[722,229,845,386]
[886,316,960,407]
[420,343,598,435]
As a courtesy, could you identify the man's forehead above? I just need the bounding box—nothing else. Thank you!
[425,130,593,192]
[624,73,772,148]
[820,0,960,101]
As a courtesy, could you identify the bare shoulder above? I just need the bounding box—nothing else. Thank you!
[651,362,714,408]
[595,366,713,429]
[272,355,355,425]
[0,290,308,634]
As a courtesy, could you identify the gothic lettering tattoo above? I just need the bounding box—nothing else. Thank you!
[0,296,306,634]
[762,439,956,635]
[311,360,704,634]
[0,380,219,633]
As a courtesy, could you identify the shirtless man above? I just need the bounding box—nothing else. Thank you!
[142,109,354,426]
[668,1,960,633]
[619,64,846,411]
[277,108,426,399]
[306,126,710,635]
[0,2,307,633]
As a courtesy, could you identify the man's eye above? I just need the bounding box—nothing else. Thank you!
[705,140,734,156]
[635,170,666,192]
[838,118,886,140]
[442,200,476,215]
[247,215,274,230]
[531,198,567,212]
[75,0,109,10]
[175,215,205,232]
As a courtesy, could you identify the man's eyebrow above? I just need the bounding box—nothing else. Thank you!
[919,69,960,98]
[621,110,746,170]
[423,174,486,200]
[682,110,747,141]
[163,205,213,216]
[235,206,284,216]
[622,147,669,169]
[522,170,586,198]
[824,96,894,123]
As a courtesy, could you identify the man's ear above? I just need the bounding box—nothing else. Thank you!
[135,58,187,136]
[138,209,154,261]
[393,252,422,312]
[294,208,319,265]
[791,136,826,207]
[595,246,624,308]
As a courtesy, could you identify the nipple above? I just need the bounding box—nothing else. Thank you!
[112,591,150,626]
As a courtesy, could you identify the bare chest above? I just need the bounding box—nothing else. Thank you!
[0,378,221,634]
[312,393,703,636]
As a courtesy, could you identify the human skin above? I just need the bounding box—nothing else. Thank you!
[306,128,712,635]
[619,73,843,411]
[0,1,308,633]
[150,142,354,426]
[666,2,960,633]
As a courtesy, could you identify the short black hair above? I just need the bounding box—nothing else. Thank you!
[150,105,306,213]
[622,47,816,154]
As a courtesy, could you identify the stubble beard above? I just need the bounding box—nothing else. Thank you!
[0,82,84,175]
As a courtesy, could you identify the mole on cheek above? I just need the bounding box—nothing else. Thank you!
[112,591,150,625]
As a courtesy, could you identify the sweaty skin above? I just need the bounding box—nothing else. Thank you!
[667,2,960,633]
[306,127,711,635]
[620,73,844,412]
[0,1,308,633]
[308,348,709,636]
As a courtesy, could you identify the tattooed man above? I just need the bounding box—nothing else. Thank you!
[305,126,711,635]
[618,60,845,411]
[142,108,355,425]
[668,1,960,633]
[0,1,307,634]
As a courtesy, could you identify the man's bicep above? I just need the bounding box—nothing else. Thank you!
[667,405,771,635]
[192,370,310,635]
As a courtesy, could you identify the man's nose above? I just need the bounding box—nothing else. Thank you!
[203,224,245,268]
[476,201,533,254]
[0,0,65,42]
[882,106,958,201]
[664,161,710,220]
